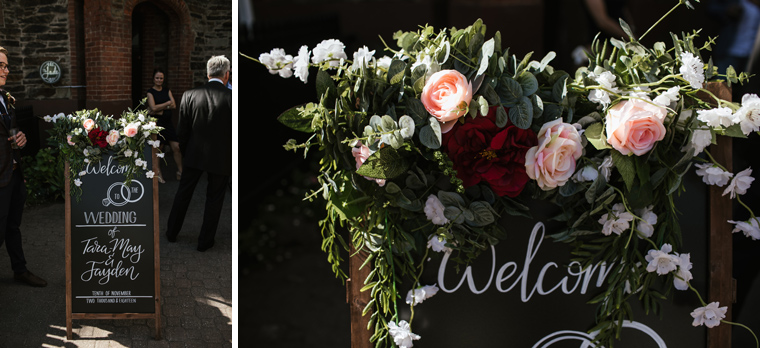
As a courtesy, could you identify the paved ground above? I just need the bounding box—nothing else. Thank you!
[0,159,233,348]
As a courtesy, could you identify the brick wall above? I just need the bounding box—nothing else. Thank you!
[0,0,231,118]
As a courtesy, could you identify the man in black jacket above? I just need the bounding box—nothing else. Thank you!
[166,55,232,251]
[0,46,46,286]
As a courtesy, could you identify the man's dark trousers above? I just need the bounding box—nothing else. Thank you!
[166,166,228,248]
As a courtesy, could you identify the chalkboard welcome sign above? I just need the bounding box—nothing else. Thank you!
[65,147,161,339]
[407,173,708,348]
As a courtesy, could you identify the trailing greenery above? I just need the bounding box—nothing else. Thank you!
[247,1,759,347]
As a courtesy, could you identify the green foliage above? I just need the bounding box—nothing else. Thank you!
[22,147,64,205]
[45,106,164,200]
[247,0,760,346]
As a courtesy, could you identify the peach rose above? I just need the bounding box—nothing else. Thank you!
[420,69,472,133]
[124,122,140,138]
[82,118,95,132]
[525,118,583,190]
[605,99,667,156]
[106,129,120,146]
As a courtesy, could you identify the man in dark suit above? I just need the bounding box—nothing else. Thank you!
[0,46,46,286]
[166,55,232,251]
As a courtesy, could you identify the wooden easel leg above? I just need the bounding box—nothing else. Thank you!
[347,245,371,348]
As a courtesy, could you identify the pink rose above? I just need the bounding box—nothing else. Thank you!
[67,135,75,146]
[106,130,120,146]
[82,118,95,132]
[420,69,472,133]
[605,99,667,156]
[525,118,583,190]
[351,142,385,187]
[124,122,140,138]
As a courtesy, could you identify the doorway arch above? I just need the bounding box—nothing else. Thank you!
[130,0,193,114]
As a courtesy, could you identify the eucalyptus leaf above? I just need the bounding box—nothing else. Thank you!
[405,171,426,190]
[380,115,397,132]
[419,117,442,149]
[543,104,563,121]
[530,94,544,119]
[538,51,556,72]
[508,96,533,129]
[467,201,495,227]
[388,131,404,149]
[398,115,415,139]
[552,73,569,102]
[405,98,428,126]
[480,81,500,105]
[478,95,489,116]
[469,33,485,57]
[388,59,407,85]
[517,72,539,96]
[369,115,382,131]
[477,38,495,77]
[444,206,465,224]
[385,181,402,194]
[498,76,523,105]
[438,191,466,207]
[495,105,509,128]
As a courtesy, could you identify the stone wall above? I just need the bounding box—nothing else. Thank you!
[0,0,72,101]
[186,0,233,88]
[0,0,231,117]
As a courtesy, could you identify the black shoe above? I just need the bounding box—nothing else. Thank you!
[166,233,177,242]
[197,241,215,252]
[14,271,47,287]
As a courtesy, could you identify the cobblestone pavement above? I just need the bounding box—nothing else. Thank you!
[0,165,233,348]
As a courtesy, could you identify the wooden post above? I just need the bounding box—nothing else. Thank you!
[151,139,163,340]
[347,244,372,348]
[64,162,73,340]
[705,82,736,348]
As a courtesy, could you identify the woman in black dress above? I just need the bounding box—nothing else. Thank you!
[146,68,182,183]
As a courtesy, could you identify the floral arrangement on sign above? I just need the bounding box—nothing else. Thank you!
[45,105,164,198]
[245,1,760,347]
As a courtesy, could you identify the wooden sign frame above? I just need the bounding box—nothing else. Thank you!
[345,83,737,348]
[704,82,735,348]
[64,144,162,340]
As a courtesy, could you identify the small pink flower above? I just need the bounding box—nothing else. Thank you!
[606,99,667,156]
[124,122,140,138]
[106,130,120,146]
[421,69,472,133]
[67,135,75,146]
[82,118,95,132]
[524,118,583,190]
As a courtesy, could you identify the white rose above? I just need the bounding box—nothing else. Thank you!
[424,195,448,225]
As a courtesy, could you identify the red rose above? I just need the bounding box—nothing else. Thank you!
[442,106,537,197]
[88,127,108,148]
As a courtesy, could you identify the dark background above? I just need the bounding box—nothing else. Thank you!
[238,0,760,346]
